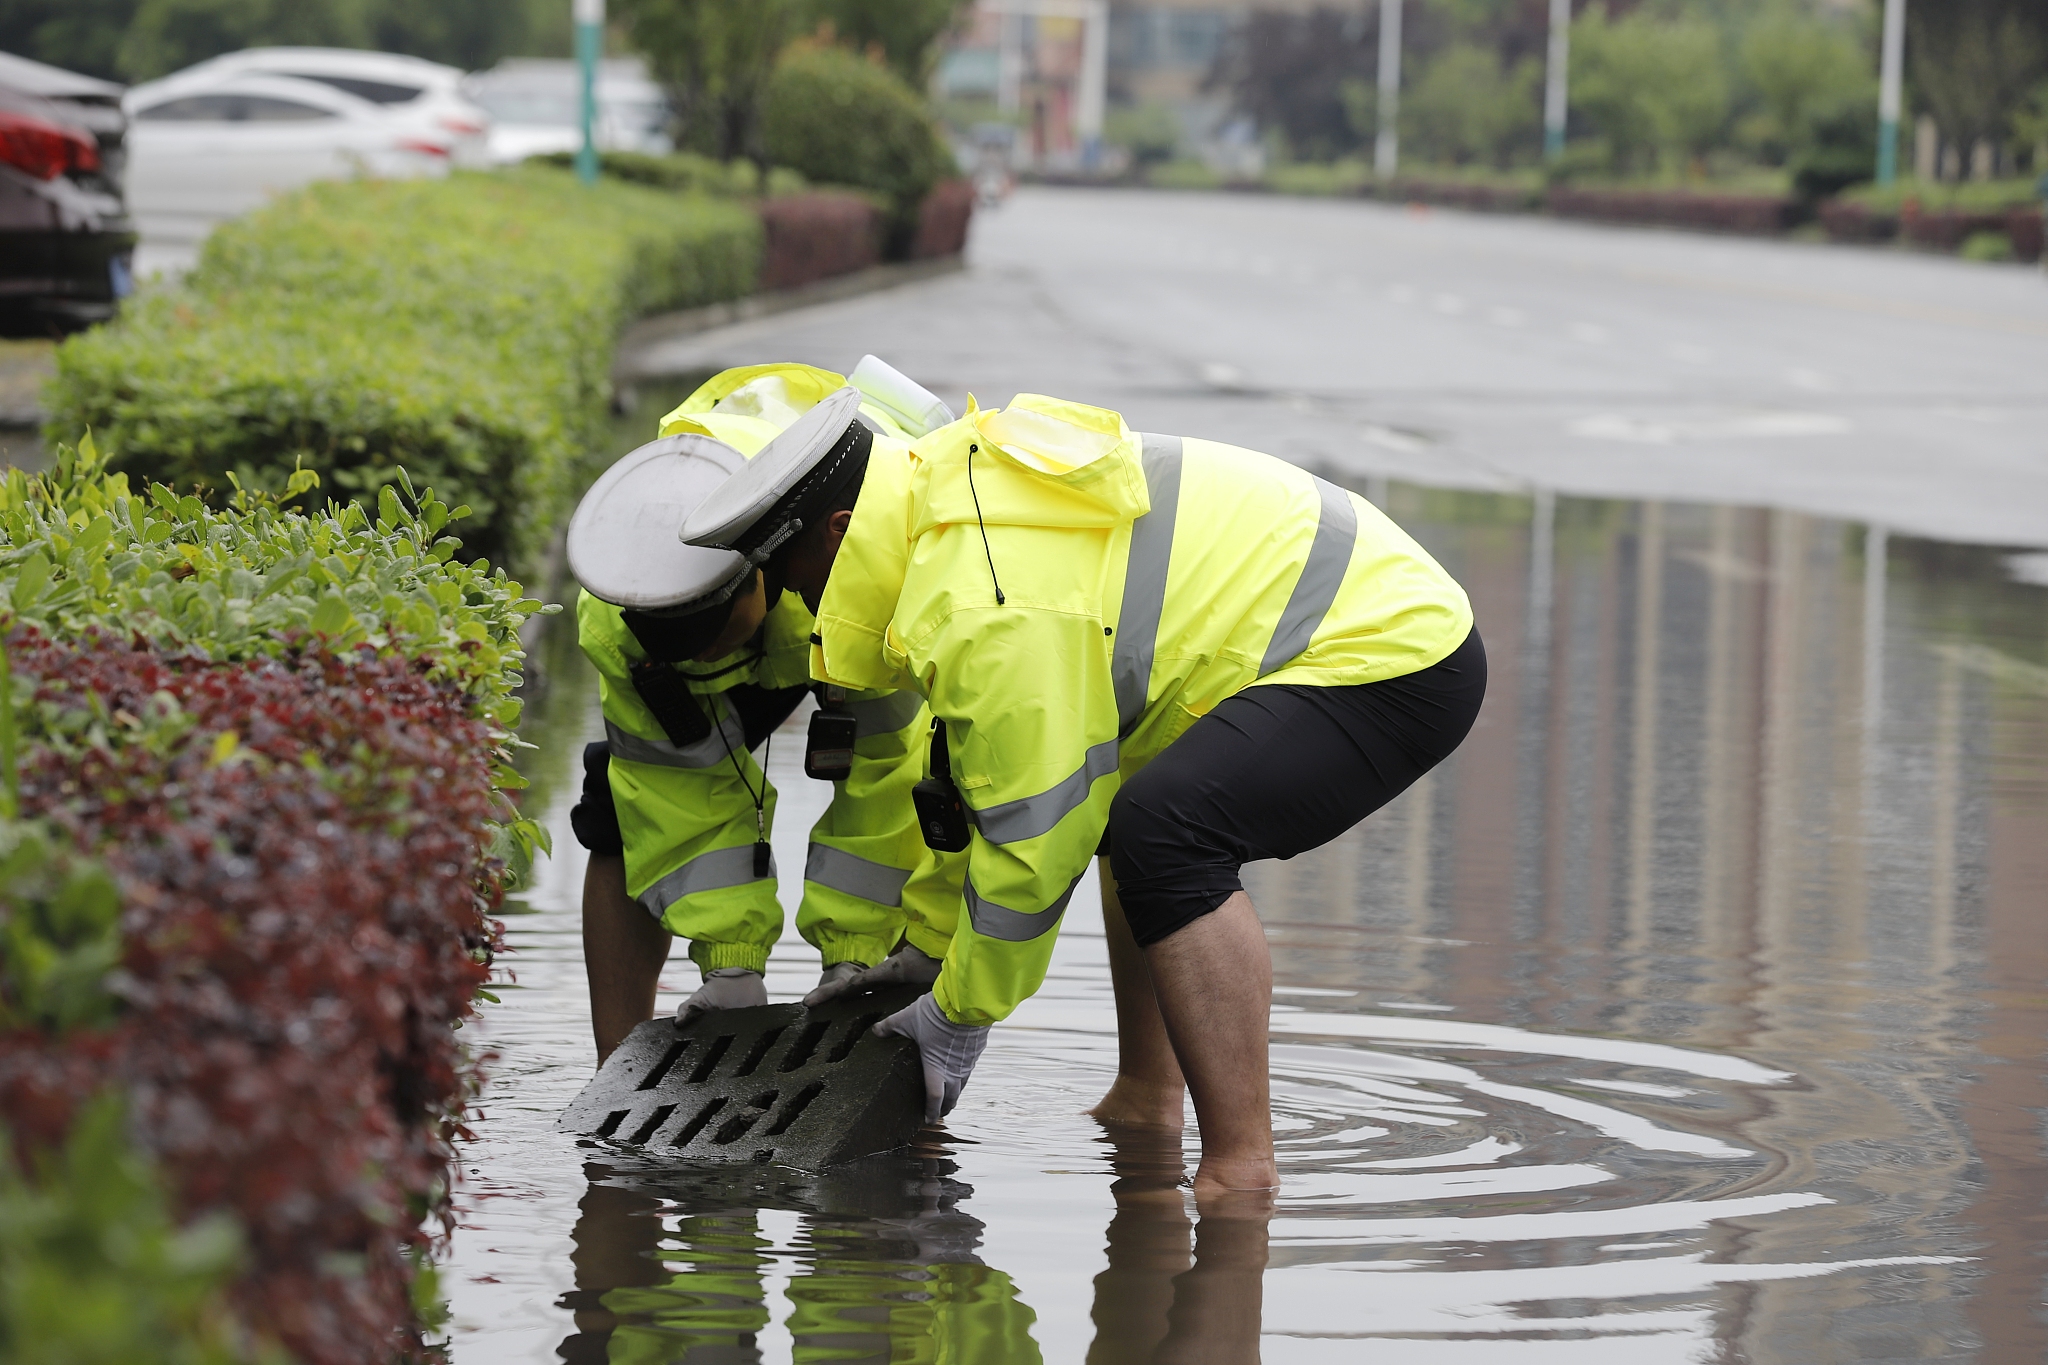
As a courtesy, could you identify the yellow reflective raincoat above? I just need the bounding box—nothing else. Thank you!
[581,364,940,973]
[809,395,1472,1024]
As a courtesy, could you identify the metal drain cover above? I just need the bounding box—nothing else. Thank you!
[558,985,927,1168]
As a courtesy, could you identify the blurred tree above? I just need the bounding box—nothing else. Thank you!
[613,0,810,162]
[1740,8,1872,160]
[116,0,373,81]
[1105,101,1181,167]
[1569,5,1729,174]
[1401,41,1542,166]
[0,0,553,81]
[0,0,143,80]
[1207,6,1378,161]
[1909,0,2048,164]
[808,0,970,84]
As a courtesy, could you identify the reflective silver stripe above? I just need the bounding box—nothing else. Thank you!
[636,843,774,918]
[804,843,911,907]
[604,699,747,770]
[1259,477,1359,675]
[964,870,1083,942]
[966,738,1119,845]
[844,689,922,739]
[1115,434,1183,738]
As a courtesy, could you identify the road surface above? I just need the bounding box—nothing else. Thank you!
[633,186,2048,552]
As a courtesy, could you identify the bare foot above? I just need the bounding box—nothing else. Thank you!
[1087,1074,1187,1130]
[1191,1154,1279,1203]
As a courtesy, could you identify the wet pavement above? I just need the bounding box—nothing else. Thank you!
[445,475,2048,1363]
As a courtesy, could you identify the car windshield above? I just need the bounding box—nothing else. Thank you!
[135,94,337,122]
[273,73,422,105]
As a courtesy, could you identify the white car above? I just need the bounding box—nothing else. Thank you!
[123,72,451,244]
[163,47,490,167]
[463,59,670,165]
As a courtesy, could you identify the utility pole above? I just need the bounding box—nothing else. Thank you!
[1876,0,1906,185]
[1544,0,1570,160]
[1375,0,1402,177]
[574,0,603,185]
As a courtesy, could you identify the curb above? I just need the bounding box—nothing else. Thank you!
[614,255,967,380]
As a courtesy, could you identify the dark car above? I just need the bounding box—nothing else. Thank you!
[0,50,135,336]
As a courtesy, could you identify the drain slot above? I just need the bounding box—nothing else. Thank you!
[733,1026,785,1078]
[626,1104,675,1146]
[595,1109,630,1138]
[778,1019,831,1072]
[826,1013,883,1064]
[671,1096,726,1147]
[637,1039,691,1091]
[711,1090,779,1145]
[765,1082,823,1135]
[686,1035,734,1084]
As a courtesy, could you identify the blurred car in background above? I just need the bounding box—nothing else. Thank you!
[464,58,670,165]
[124,69,453,245]
[0,50,135,335]
[166,48,490,167]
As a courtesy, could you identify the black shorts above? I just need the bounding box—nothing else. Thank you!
[1107,628,1486,946]
[568,682,811,855]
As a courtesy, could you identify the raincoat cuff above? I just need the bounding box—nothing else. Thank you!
[687,941,770,974]
[810,931,895,970]
[901,921,954,965]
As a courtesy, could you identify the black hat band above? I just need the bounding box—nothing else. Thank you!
[733,420,874,562]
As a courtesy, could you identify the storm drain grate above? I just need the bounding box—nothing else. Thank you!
[558,985,927,1168]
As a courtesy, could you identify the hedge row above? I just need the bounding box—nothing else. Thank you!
[0,441,546,1363]
[46,169,763,577]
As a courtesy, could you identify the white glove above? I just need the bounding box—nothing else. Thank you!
[673,967,766,1026]
[801,942,943,1008]
[874,992,990,1123]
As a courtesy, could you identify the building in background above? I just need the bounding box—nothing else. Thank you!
[936,0,1323,175]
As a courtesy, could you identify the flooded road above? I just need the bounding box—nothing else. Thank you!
[446,477,2048,1363]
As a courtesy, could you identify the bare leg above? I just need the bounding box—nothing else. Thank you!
[1144,892,1277,1196]
[1087,860,1188,1129]
[583,854,672,1063]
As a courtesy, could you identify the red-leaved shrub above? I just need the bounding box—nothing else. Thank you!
[909,178,975,259]
[1548,187,1796,235]
[757,191,885,290]
[0,625,504,1364]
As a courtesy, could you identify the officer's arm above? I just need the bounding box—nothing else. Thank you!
[918,606,1119,1025]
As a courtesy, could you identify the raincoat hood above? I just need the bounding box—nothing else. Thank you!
[811,396,1151,693]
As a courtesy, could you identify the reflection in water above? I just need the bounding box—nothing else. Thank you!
[447,482,2048,1364]
[558,1156,1040,1364]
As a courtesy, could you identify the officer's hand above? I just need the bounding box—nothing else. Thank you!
[673,967,766,1026]
[801,942,942,1008]
[873,992,990,1124]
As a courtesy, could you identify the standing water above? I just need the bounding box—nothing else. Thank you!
[446,479,2048,1363]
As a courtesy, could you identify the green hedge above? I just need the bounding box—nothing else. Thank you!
[46,168,762,576]
[535,149,810,199]
[763,46,954,225]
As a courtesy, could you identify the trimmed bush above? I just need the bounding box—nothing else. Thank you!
[1546,186,1796,235]
[46,169,762,575]
[0,442,545,1363]
[909,178,976,260]
[757,193,886,290]
[536,149,810,199]
[762,45,955,237]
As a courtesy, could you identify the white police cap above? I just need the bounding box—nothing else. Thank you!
[681,386,870,560]
[567,434,752,611]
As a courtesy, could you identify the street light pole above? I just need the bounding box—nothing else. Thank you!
[1876,0,1906,185]
[1544,0,1570,161]
[1375,0,1402,178]
[574,0,604,185]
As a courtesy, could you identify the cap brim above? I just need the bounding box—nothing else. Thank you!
[681,386,864,553]
[568,434,752,610]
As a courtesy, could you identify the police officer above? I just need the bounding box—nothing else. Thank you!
[569,360,959,1062]
[681,388,1484,1198]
